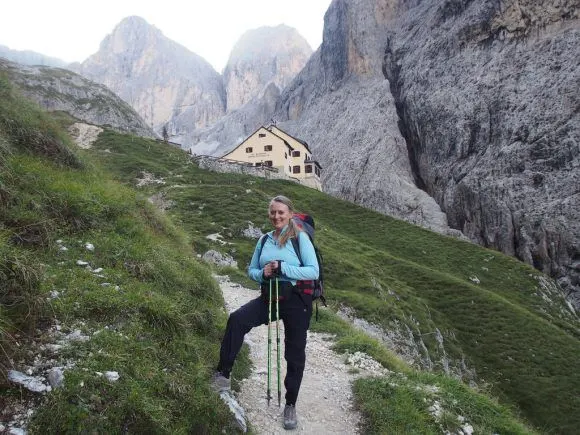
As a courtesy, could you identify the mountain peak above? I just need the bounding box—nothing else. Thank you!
[227,25,312,65]
[81,15,225,141]
[113,15,157,33]
[100,16,162,53]
[223,25,312,111]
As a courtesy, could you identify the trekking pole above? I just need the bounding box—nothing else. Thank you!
[267,279,272,406]
[276,277,281,407]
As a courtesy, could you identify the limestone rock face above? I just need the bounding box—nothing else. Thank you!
[275,0,580,302]
[189,81,281,156]
[274,0,453,235]
[383,0,580,302]
[0,58,154,138]
[189,26,312,155]
[223,25,312,111]
[78,16,225,141]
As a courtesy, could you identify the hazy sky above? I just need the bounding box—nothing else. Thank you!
[0,0,332,72]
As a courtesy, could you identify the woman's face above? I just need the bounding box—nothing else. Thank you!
[269,201,292,231]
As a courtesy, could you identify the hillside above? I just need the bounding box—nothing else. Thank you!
[0,75,241,432]
[0,57,155,138]
[1,77,579,433]
[90,130,580,433]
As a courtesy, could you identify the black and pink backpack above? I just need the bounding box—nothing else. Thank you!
[258,213,327,318]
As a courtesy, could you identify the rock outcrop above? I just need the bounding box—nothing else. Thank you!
[274,0,454,235]
[189,26,312,156]
[274,0,579,302]
[78,16,225,142]
[0,58,155,138]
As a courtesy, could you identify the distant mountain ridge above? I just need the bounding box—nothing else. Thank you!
[77,16,226,143]
[76,18,312,151]
[223,25,312,111]
[0,45,68,68]
[187,25,313,156]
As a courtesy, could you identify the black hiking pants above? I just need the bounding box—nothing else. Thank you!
[217,288,312,405]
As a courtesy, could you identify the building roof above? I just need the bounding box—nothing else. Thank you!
[222,124,314,159]
[267,125,312,154]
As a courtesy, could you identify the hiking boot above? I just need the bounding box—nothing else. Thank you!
[210,371,231,392]
[283,404,297,430]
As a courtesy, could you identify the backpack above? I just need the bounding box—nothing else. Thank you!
[258,213,327,319]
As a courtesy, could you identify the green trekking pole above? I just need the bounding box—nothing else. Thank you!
[267,279,272,406]
[276,277,281,407]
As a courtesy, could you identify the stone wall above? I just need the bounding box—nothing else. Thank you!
[195,156,300,183]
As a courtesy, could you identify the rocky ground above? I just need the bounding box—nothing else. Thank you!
[215,275,388,434]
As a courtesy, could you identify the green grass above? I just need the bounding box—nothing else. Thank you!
[1,73,579,433]
[85,129,580,432]
[0,77,245,432]
[354,372,534,434]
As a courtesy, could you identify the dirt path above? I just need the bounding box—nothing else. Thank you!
[216,275,385,434]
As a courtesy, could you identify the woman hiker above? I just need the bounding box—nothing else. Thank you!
[212,195,320,430]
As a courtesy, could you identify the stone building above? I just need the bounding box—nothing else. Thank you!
[222,125,322,190]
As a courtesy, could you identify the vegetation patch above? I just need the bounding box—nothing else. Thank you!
[1,76,578,433]
[0,82,245,432]
[86,130,580,432]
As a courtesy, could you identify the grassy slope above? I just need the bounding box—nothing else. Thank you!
[0,76,248,433]
[1,75,578,433]
[88,130,580,433]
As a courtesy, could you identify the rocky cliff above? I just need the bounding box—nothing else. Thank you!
[189,26,312,156]
[0,58,155,138]
[274,0,579,303]
[274,0,454,235]
[78,16,225,142]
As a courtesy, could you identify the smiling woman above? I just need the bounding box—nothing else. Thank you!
[213,194,320,430]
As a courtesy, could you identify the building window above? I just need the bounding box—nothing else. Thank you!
[292,151,301,157]
[246,147,253,153]
[264,160,273,167]
[264,145,273,151]
[259,133,266,138]
[315,167,320,177]
[293,165,301,174]
[284,152,287,159]
[255,162,262,167]
[305,165,313,174]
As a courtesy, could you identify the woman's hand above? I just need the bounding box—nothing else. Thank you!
[263,261,279,278]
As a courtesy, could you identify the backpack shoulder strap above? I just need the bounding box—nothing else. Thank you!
[257,233,269,258]
[290,235,303,266]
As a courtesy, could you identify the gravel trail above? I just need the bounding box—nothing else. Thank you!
[216,275,383,434]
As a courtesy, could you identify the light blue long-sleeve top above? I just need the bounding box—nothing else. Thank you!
[248,227,319,284]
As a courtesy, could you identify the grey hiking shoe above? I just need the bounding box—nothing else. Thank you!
[283,404,297,430]
[210,371,231,392]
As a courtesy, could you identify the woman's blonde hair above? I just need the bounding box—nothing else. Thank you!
[270,195,301,246]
